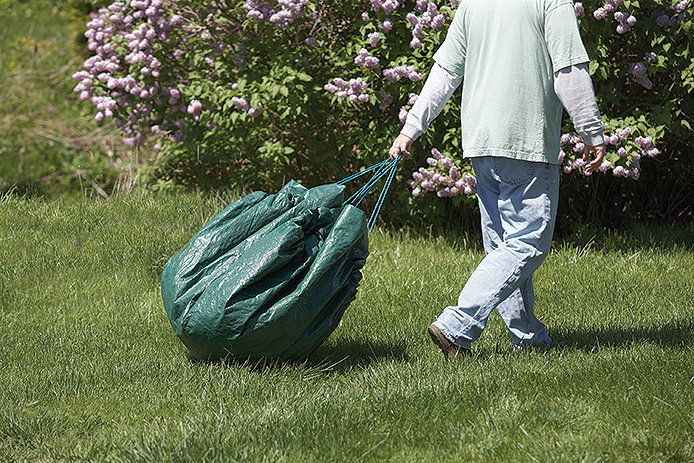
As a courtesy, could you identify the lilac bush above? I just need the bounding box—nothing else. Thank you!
[70,0,692,221]
[73,0,271,151]
[557,123,658,180]
[407,147,477,198]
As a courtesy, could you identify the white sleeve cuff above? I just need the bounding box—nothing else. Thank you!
[581,130,604,146]
[400,123,422,141]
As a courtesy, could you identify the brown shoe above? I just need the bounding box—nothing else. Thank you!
[427,324,471,360]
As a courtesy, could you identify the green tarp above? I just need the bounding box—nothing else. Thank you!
[161,180,369,362]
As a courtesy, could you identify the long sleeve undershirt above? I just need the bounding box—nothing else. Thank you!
[400,61,605,147]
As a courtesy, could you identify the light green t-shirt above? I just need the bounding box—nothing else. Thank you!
[432,0,590,164]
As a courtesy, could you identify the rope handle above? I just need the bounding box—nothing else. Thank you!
[336,155,402,235]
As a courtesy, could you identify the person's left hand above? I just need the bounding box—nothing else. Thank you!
[583,143,605,173]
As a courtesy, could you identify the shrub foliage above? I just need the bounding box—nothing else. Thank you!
[70,0,693,226]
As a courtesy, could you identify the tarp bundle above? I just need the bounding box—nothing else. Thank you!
[161,157,400,362]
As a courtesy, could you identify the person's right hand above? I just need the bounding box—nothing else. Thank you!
[583,143,605,173]
[389,133,413,160]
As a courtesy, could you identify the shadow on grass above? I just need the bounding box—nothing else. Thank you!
[305,337,410,373]
[191,337,409,374]
[551,221,694,252]
[552,319,693,352]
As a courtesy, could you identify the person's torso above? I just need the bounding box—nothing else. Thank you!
[458,0,562,162]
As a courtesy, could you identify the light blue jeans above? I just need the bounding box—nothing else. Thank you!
[433,155,560,350]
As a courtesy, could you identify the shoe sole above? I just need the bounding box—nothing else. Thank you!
[427,324,469,360]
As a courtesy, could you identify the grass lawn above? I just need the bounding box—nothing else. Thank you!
[0,0,138,197]
[1,193,692,462]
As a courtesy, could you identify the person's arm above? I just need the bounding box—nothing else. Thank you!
[400,62,463,141]
[553,63,604,146]
[544,0,604,172]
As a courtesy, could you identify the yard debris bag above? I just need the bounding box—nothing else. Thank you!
[161,157,400,362]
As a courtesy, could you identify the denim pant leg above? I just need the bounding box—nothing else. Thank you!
[475,167,552,347]
[433,156,559,350]
[496,274,552,347]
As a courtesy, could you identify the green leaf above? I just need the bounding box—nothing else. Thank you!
[589,61,599,75]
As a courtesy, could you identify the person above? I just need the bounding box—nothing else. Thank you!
[388,0,606,359]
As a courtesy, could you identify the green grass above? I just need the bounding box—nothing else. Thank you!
[0,0,140,197]
[0,193,692,462]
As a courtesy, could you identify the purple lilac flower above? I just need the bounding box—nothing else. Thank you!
[575,2,585,17]
[612,166,627,177]
[597,160,611,172]
[382,65,422,83]
[354,48,380,68]
[187,99,203,116]
[378,89,393,110]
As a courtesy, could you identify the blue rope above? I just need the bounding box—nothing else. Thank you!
[335,155,401,235]
[344,158,396,206]
[366,159,398,234]
[336,158,390,185]
[349,162,395,207]
[367,155,400,235]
